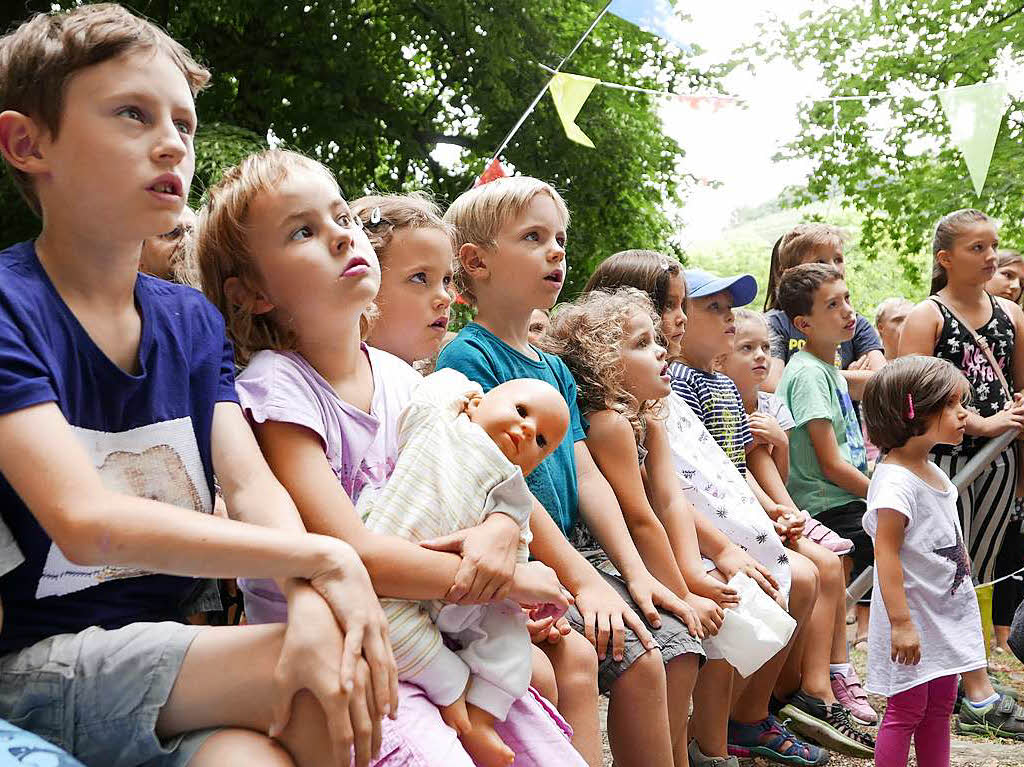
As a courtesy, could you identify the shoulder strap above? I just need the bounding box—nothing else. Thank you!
[931,294,1012,400]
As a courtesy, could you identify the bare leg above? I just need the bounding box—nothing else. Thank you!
[790,539,842,703]
[158,624,367,767]
[460,704,515,767]
[691,659,733,758]
[607,648,675,767]
[996,624,1012,652]
[187,728,295,766]
[855,604,870,643]
[530,644,558,705]
[962,667,996,701]
[737,550,818,719]
[666,653,700,767]
[541,630,602,767]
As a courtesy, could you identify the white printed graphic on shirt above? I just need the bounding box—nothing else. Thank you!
[36,417,211,599]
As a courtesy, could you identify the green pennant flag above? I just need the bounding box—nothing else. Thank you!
[548,72,599,148]
[938,82,1008,197]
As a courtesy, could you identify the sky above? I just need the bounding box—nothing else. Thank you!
[663,0,826,245]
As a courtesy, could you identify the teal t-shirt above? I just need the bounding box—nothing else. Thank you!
[777,350,868,514]
[436,323,586,536]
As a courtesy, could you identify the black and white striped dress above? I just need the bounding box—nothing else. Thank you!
[929,295,1019,584]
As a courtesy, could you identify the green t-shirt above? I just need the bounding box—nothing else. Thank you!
[436,323,587,536]
[777,350,868,514]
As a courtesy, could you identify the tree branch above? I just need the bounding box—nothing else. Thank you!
[416,131,479,150]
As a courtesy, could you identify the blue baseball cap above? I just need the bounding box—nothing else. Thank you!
[684,269,758,307]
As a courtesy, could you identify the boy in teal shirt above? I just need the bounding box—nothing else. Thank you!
[438,175,710,767]
[776,263,873,621]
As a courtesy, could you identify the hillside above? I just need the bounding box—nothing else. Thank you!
[683,202,930,321]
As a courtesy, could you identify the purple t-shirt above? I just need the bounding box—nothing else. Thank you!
[234,345,421,622]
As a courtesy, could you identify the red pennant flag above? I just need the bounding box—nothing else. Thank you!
[475,158,508,186]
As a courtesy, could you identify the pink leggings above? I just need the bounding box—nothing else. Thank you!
[875,674,958,767]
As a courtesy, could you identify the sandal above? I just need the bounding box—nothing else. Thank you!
[727,716,830,765]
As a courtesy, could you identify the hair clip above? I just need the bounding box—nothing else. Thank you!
[661,259,672,272]
[369,206,382,225]
[907,393,915,420]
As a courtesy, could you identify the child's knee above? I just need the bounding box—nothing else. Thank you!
[189,728,295,767]
[558,629,599,687]
[614,646,666,692]
[530,645,558,703]
[788,551,820,615]
[808,545,843,593]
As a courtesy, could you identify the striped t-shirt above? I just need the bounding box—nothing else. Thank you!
[668,362,753,475]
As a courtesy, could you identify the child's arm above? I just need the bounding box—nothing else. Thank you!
[586,412,724,634]
[574,440,701,626]
[639,418,740,609]
[749,411,789,481]
[527,496,657,660]
[252,417,539,605]
[0,400,398,737]
[806,419,870,498]
[763,357,784,393]
[874,508,920,665]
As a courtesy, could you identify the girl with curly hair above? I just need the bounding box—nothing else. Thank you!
[543,288,830,767]
[580,253,846,765]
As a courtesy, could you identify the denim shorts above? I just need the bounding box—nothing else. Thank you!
[564,568,705,693]
[0,621,217,767]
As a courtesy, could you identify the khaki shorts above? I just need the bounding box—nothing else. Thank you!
[0,622,217,767]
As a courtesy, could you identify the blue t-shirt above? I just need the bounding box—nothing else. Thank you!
[436,323,586,536]
[0,241,238,655]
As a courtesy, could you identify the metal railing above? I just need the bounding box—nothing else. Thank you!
[845,427,1019,608]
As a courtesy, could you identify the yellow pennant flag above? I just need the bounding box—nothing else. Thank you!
[548,72,599,148]
[938,82,1008,197]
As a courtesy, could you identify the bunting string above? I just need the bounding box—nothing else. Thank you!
[485,0,1010,197]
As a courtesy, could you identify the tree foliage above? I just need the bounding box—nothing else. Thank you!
[761,0,1024,272]
[0,0,715,295]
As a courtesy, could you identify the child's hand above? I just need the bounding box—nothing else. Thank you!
[774,510,804,543]
[699,576,740,610]
[684,592,725,637]
[890,619,921,665]
[627,571,705,638]
[307,543,399,726]
[714,544,782,605]
[423,513,520,603]
[573,575,654,662]
[509,561,571,616]
[273,584,390,767]
[526,613,572,645]
[749,412,787,449]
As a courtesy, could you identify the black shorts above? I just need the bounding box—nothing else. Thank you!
[816,500,873,601]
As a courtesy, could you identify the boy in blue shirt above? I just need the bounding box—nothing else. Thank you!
[0,6,396,766]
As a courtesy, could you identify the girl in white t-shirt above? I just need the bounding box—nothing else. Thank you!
[861,356,986,767]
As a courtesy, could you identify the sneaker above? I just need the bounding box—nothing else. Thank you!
[801,513,854,555]
[954,679,1020,715]
[957,694,1024,740]
[830,668,878,725]
[779,692,875,759]
[727,716,829,765]
[688,738,739,767]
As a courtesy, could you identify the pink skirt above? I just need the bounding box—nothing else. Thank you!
[369,682,580,766]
